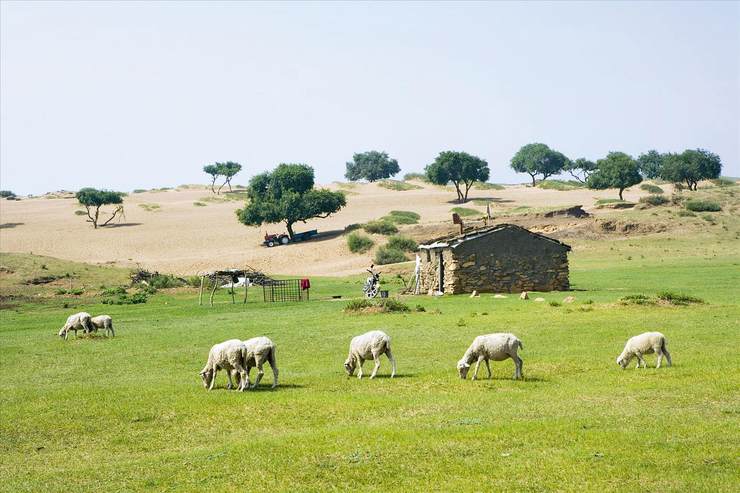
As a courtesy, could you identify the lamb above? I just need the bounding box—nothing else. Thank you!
[90,315,115,337]
[199,339,248,391]
[242,336,279,389]
[617,331,672,369]
[457,333,523,380]
[344,330,396,379]
[57,312,95,340]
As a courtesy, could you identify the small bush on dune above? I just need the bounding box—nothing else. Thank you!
[378,180,421,191]
[656,291,704,305]
[347,232,374,253]
[403,173,428,182]
[639,195,669,206]
[537,180,584,191]
[344,223,362,232]
[148,274,186,289]
[363,220,398,235]
[451,207,480,217]
[384,210,420,224]
[710,177,737,187]
[74,210,87,216]
[132,189,147,194]
[344,298,410,314]
[619,294,654,305]
[386,235,417,252]
[640,183,664,194]
[677,210,696,217]
[474,182,505,190]
[374,245,407,265]
[185,276,202,287]
[685,200,721,212]
[193,201,207,207]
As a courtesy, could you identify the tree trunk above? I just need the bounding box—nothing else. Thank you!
[530,174,536,187]
[226,178,232,192]
[93,207,100,229]
[452,181,463,202]
[462,181,473,202]
[286,221,295,239]
[210,177,216,194]
[619,188,624,201]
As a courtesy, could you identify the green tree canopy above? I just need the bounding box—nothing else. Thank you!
[236,163,346,238]
[510,143,569,186]
[345,151,400,182]
[564,158,597,184]
[76,188,125,228]
[215,161,242,193]
[425,151,489,203]
[659,149,721,190]
[586,152,642,200]
[636,150,664,179]
[203,164,220,193]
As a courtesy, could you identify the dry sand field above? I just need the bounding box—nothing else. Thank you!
[0,181,663,276]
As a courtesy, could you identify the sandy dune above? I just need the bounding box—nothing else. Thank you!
[0,181,659,276]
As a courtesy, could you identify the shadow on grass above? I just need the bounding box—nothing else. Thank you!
[0,222,24,229]
[354,373,414,379]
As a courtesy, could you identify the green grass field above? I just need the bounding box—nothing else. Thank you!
[1,232,739,492]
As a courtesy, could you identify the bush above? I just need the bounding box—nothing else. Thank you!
[138,203,161,212]
[619,294,654,305]
[640,183,664,194]
[374,246,407,265]
[193,201,207,207]
[74,210,87,216]
[148,274,186,289]
[403,172,428,182]
[685,200,721,212]
[347,232,374,253]
[386,235,417,252]
[711,177,737,187]
[384,210,420,224]
[549,301,562,307]
[377,180,421,191]
[677,210,696,217]
[102,289,149,305]
[344,298,410,314]
[656,291,704,305]
[537,180,584,191]
[0,190,16,198]
[474,182,505,190]
[185,276,202,287]
[132,189,147,194]
[639,195,669,206]
[363,220,398,235]
[451,207,480,217]
[101,286,127,296]
[344,223,362,232]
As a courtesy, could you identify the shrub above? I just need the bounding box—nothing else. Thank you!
[148,274,186,289]
[639,195,669,206]
[711,177,736,187]
[102,290,149,305]
[344,223,362,232]
[685,200,721,212]
[374,246,407,265]
[384,210,420,224]
[0,190,17,198]
[344,298,410,314]
[138,203,161,212]
[619,294,654,305]
[677,210,696,217]
[363,220,398,235]
[74,210,87,216]
[537,180,584,191]
[451,207,480,217]
[185,276,202,287]
[403,172,428,182]
[386,235,417,252]
[656,291,704,305]
[640,183,664,194]
[101,286,127,296]
[414,304,426,312]
[549,301,562,307]
[377,180,421,191]
[347,232,374,253]
[193,201,207,207]
[132,189,147,194]
[474,182,505,190]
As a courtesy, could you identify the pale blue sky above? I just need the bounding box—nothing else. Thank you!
[1,1,738,195]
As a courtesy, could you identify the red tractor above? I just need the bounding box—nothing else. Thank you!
[262,229,318,247]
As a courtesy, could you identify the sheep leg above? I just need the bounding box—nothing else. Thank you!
[635,352,646,369]
[656,349,663,369]
[208,367,218,390]
[370,356,381,379]
[226,370,234,390]
[244,366,252,390]
[386,348,396,378]
[472,356,484,380]
[108,322,115,337]
[357,358,365,379]
[514,356,523,380]
[663,348,672,367]
[253,357,265,388]
[485,360,492,379]
[269,357,278,389]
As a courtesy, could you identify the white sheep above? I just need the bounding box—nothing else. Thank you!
[344,330,396,379]
[617,331,672,369]
[90,315,115,337]
[457,333,523,380]
[57,312,94,340]
[199,339,248,391]
[242,336,279,389]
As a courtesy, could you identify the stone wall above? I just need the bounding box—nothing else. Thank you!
[419,226,570,294]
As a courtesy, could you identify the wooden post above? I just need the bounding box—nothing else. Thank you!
[243,271,248,304]
[198,275,205,306]
[209,276,218,306]
[230,276,235,304]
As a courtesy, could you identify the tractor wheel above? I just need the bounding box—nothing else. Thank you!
[280,236,290,245]
[267,241,275,247]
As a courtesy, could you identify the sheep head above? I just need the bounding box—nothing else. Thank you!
[616,353,631,369]
[199,369,213,388]
[58,327,67,338]
[457,360,471,379]
[343,358,355,376]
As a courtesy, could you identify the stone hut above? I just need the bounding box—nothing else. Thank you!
[417,224,571,294]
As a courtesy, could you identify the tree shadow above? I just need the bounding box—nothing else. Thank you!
[0,222,24,229]
[445,197,514,205]
[297,229,346,243]
[356,373,414,379]
[104,223,143,228]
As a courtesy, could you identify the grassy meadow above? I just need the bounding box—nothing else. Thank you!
[1,231,739,492]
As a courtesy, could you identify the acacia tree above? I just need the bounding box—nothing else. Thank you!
[636,150,664,179]
[216,161,242,193]
[586,152,642,200]
[660,149,721,190]
[203,164,220,193]
[510,143,569,186]
[345,151,400,182]
[564,158,597,184]
[425,151,489,203]
[236,163,346,239]
[76,188,125,228]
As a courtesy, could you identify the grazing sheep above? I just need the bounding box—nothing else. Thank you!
[617,332,672,369]
[344,330,396,379]
[90,315,115,337]
[199,339,248,391]
[457,333,523,380]
[58,312,94,340]
[242,336,279,389]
